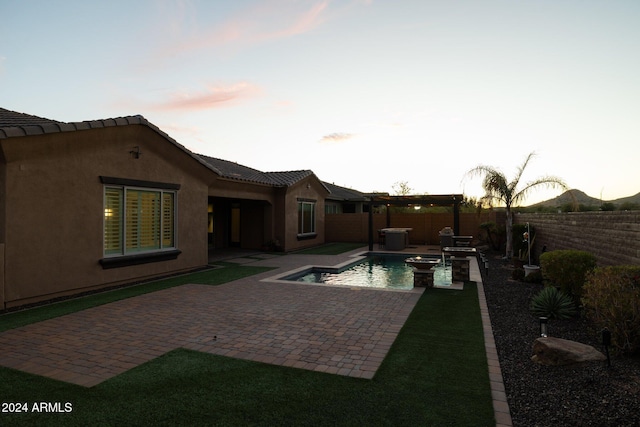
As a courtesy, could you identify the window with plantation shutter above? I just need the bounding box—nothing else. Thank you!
[162,192,174,248]
[103,185,177,257]
[126,189,161,252]
[104,188,123,255]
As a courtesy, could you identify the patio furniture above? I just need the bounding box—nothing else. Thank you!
[381,228,412,250]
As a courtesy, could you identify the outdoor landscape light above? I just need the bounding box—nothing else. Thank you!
[602,328,611,367]
[524,222,532,266]
[539,317,548,337]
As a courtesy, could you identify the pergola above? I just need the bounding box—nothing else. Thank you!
[367,194,465,250]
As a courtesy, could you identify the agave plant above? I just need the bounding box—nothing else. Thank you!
[530,286,577,319]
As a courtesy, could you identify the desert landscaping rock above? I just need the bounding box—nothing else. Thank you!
[531,337,606,366]
[484,251,640,427]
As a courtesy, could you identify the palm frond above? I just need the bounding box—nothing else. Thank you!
[512,176,568,206]
[512,152,536,187]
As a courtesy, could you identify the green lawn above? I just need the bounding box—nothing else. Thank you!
[0,265,494,426]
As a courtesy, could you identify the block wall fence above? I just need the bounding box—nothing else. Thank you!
[514,211,640,266]
[325,212,499,246]
[325,210,640,266]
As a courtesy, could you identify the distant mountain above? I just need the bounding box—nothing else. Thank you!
[612,192,640,206]
[528,189,640,208]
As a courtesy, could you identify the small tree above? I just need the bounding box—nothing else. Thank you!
[464,152,569,258]
[392,181,412,196]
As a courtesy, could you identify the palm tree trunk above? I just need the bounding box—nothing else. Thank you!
[505,207,513,258]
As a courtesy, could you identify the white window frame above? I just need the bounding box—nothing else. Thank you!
[103,185,178,257]
[297,200,316,236]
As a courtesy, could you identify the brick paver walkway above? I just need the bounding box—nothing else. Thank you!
[0,279,422,387]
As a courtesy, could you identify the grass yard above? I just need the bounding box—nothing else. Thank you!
[0,264,494,426]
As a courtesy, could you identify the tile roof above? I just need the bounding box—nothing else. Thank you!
[198,154,319,187]
[265,170,315,186]
[0,107,62,127]
[0,107,216,173]
[0,107,152,139]
[198,154,272,184]
[0,107,329,191]
[323,182,368,201]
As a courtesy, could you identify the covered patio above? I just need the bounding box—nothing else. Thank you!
[366,194,465,250]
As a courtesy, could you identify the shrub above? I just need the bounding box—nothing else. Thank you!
[512,268,525,281]
[539,250,597,299]
[530,286,577,319]
[479,221,503,251]
[523,270,543,284]
[582,266,640,355]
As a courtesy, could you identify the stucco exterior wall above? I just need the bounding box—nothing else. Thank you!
[209,179,275,202]
[282,178,328,251]
[0,154,5,244]
[1,125,211,308]
[0,244,5,308]
[239,200,268,249]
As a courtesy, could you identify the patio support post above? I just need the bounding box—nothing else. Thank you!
[453,200,460,236]
[368,197,374,251]
[386,203,391,228]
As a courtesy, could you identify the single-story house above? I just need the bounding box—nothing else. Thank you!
[323,182,370,214]
[0,108,331,309]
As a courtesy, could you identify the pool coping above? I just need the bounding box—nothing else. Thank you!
[262,250,463,291]
[263,250,369,281]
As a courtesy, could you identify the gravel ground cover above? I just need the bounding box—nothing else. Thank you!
[483,251,640,427]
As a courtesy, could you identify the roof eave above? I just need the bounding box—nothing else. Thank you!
[0,113,222,176]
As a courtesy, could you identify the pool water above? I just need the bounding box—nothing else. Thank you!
[289,255,452,290]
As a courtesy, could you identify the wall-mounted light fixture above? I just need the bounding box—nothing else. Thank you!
[130,146,141,159]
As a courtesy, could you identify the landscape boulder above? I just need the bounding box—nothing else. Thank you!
[531,337,606,366]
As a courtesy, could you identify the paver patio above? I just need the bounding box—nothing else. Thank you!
[0,267,422,387]
[0,247,512,425]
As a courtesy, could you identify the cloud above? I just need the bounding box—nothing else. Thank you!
[319,132,355,143]
[263,1,329,40]
[151,82,261,111]
[160,122,206,142]
[159,0,330,59]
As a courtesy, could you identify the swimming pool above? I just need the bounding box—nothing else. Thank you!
[285,254,452,290]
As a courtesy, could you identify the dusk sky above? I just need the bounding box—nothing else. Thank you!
[2,0,639,204]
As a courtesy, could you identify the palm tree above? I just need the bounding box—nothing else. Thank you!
[465,152,569,259]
